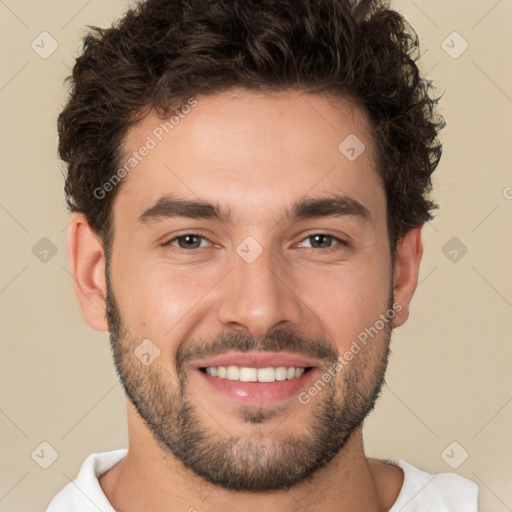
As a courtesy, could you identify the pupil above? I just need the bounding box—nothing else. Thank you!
[312,234,330,248]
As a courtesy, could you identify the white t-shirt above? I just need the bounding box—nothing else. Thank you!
[46,449,479,511]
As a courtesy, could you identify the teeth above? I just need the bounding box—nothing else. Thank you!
[204,365,307,382]
[226,365,239,380]
[240,367,257,382]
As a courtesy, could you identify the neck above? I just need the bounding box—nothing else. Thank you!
[99,402,402,512]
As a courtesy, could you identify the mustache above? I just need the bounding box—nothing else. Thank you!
[175,328,339,371]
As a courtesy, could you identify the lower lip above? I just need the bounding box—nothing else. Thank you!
[195,368,319,405]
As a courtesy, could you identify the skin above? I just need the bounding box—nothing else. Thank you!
[68,89,423,512]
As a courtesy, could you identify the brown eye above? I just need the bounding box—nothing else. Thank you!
[299,234,348,250]
[163,233,212,251]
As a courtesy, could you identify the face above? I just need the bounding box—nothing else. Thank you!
[104,89,396,491]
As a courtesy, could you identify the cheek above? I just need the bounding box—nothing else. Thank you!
[299,261,390,350]
[115,260,215,337]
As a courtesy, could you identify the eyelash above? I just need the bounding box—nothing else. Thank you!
[162,232,349,254]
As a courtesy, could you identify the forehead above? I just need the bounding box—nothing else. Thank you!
[113,89,385,228]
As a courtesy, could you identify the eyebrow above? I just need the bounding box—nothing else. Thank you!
[136,193,372,227]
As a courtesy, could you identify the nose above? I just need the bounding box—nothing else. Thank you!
[216,242,304,338]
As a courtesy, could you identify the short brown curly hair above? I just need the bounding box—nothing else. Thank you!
[58,0,445,260]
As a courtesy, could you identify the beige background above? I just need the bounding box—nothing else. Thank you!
[0,0,511,510]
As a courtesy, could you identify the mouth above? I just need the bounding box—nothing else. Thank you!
[192,352,321,405]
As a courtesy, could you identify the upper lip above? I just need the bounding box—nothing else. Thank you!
[193,351,319,370]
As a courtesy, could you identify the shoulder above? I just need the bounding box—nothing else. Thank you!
[45,449,128,512]
[378,458,479,512]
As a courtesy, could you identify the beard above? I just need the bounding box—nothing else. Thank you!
[104,256,394,492]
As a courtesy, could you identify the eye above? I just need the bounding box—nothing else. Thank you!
[161,232,348,254]
[163,233,213,252]
[296,233,348,252]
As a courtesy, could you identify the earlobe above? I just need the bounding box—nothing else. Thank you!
[67,213,109,332]
[390,226,424,329]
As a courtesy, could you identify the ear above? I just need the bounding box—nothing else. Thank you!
[391,226,423,328]
[67,213,108,331]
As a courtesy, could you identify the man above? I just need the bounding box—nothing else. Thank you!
[47,0,479,510]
